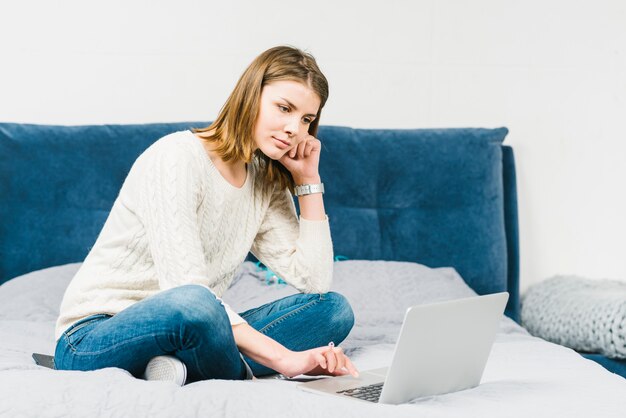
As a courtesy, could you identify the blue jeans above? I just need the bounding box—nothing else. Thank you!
[54,285,355,383]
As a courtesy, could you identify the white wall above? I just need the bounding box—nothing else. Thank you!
[1,0,625,292]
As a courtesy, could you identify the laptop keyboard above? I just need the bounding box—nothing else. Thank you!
[337,382,383,403]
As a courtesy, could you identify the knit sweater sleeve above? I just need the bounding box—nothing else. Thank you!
[135,140,246,325]
[250,186,334,294]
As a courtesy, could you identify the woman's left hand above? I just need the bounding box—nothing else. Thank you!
[273,345,359,378]
[278,134,322,183]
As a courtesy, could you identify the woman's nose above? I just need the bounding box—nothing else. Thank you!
[284,117,300,137]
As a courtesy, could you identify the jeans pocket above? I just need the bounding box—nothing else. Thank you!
[63,314,111,351]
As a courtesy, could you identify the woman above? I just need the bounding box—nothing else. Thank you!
[54,46,358,385]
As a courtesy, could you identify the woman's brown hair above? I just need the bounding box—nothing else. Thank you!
[193,46,329,194]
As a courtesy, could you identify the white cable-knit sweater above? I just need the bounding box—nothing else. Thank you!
[55,130,334,341]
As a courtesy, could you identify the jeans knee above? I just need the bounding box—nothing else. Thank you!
[164,285,229,329]
[323,292,355,337]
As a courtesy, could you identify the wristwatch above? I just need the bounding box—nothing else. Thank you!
[294,183,325,197]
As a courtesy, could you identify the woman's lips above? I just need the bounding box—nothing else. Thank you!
[273,137,290,149]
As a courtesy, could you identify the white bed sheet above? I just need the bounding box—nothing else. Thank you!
[1,262,625,417]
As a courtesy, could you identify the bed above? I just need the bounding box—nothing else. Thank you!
[1,122,625,417]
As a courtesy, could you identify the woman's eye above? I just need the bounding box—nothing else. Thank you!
[278,105,289,112]
[303,117,312,124]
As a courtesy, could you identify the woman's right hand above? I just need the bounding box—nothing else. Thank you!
[275,345,359,378]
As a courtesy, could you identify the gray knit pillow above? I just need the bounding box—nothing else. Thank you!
[521,275,626,359]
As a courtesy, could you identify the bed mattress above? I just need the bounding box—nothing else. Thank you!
[1,261,625,417]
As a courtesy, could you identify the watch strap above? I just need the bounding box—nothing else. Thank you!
[294,183,324,196]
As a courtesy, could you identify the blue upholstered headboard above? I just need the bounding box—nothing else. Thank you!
[0,122,519,321]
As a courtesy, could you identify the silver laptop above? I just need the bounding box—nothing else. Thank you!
[297,292,509,404]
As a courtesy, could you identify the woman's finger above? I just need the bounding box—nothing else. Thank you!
[315,351,327,369]
[297,139,308,159]
[332,348,346,374]
[325,348,337,373]
[289,138,303,158]
[303,141,313,158]
[343,355,359,377]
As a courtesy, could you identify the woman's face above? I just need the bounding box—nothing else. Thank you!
[253,80,321,160]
